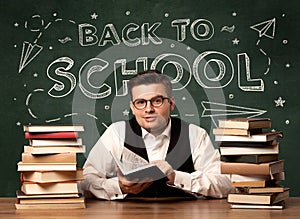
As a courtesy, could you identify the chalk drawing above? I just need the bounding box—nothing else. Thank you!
[18,13,76,73]
[221,25,235,33]
[274,97,285,107]
[201,101,267,127]
[250,18,276,75]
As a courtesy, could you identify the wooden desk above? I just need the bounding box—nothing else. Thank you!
[1,197,299,219]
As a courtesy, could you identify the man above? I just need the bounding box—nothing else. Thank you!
[80,70,232,200]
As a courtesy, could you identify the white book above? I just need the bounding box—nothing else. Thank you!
[17,162,77,171]
[16,190,79,199]
[24,145,86,154]
[110,151,166,181]
[230,174,271,182]
[29,138,83,146]
[24,125,84,132]
[231,172,285,182]
[219,144,279,155]
[21,182,79,195]
[230,203,284,209]
[215,132,282,142]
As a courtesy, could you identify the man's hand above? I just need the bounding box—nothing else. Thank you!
[150,160,175,185]
[116,167,153,194]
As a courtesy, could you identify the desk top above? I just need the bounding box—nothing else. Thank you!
[1,197,300,219]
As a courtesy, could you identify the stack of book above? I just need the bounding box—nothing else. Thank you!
[15,125,86,209]
[213,118,289,209]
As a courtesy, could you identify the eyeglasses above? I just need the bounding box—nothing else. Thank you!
[132,95,170,110]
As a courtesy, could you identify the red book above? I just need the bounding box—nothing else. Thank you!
[25,132,78,139]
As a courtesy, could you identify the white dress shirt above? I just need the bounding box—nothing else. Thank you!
[80,120,232,200]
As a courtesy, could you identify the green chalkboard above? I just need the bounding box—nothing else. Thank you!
[1,0,300,197]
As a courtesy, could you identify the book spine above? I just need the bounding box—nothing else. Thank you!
[21,182,79,195]
[23,125,84,132]
[221,162,270,175]
[17,162,77,171]
[24,145,86,154]
[231,181,267,187]
[25,132,78,139]
[21,169,84,183]
[218,121,249,129]
[221,154,278,164]
[221,155,258,163]
[22,152,76,163]
[230,203,284,209]
[29,138,82,146]
[219,144,279,155]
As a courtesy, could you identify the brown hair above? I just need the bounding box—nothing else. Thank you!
[128,70,172,98]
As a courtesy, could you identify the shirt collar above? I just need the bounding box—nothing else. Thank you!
[141,119,172,139]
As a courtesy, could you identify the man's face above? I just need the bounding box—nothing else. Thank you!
[130,83,175,136]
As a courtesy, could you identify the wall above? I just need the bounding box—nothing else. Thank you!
[0,0,299,196]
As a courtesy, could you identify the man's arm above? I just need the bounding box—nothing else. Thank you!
[79,122,127,200]
[173,124,233,198]
[79,160,126,200]
[79,122,157,199]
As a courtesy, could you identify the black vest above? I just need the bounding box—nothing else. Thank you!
[123,117,194,198]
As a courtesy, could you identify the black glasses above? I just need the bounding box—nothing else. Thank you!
[132,95,170,110]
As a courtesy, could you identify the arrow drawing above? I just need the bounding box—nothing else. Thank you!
[18,41,43,73]
[250,18,276,39]
[201,101,267,126]
[19,14,76,73]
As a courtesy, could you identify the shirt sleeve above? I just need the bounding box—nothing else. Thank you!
[80,161,126,200]
[79,122,127,200]
[174,124,233,198]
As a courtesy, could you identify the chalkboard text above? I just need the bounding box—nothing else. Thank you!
[46,52,264,99]
[78,18,214,47]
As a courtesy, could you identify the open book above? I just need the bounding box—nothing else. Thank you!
[110,150,203,200]
[110,151,166,181]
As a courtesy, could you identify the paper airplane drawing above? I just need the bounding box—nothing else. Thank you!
[250,18,276,39]
[19,41,43,73]
[201,101,267,126]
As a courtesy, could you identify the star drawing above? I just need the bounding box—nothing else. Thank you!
[123,109,130,116]
[232,38,240,45]
[274,97,285,107]
[91,12,98,20]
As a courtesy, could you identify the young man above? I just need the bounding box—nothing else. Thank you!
[80,70,232,200]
